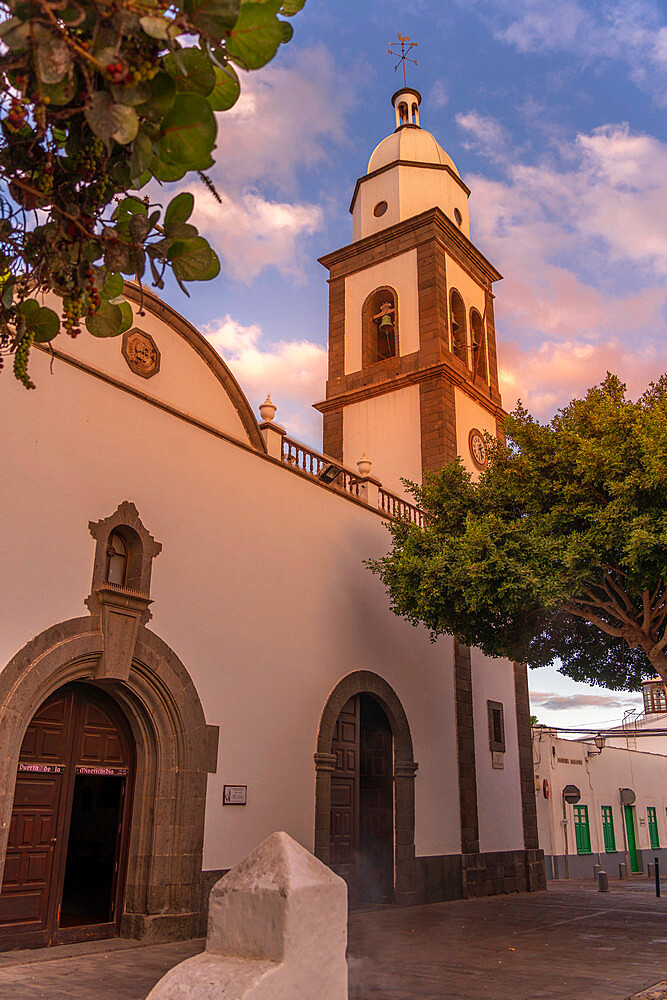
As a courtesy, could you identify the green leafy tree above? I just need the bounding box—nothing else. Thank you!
[0,0,305,386]
[369,374,667,691]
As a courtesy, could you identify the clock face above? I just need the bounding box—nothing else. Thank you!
[469,428,488,470]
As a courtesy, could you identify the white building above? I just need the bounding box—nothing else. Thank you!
[0,88,544,952]
[534,709,667,879]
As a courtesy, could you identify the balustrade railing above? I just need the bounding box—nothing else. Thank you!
[280,434,424,525]
[378,488,425,527]
[281,437,361,497]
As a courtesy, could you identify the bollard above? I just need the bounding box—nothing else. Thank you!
[598,871,609,892]
[147,832,348,1000]
[656,858,661,899]
[593,863,601,880]
[647,862,654,878]
[619,862,628,879]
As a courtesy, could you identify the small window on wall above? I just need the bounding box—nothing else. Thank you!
[470,309,488,381]
[449,289,468,365]
[362,288,398,366]
[487,700,505,753]
[105,531,127,586]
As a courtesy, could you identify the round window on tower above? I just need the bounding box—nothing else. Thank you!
[373,201,388,218]
[454,208,463,227]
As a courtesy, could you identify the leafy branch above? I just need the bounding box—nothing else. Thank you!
[0,0,306,386]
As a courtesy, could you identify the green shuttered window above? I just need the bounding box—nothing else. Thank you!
[574,804,592,854]
[601,806,616,852]
[647,807,660,850]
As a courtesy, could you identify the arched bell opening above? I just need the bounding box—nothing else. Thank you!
[449,289,468,366]
[362,287,399,366]
[470,308,488,381]
[314,671,418,907]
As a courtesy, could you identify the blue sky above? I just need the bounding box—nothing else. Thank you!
[155,0,667,730]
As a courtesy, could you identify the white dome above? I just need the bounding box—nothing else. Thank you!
[367,127,460,177]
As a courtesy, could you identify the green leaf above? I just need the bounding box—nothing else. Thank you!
[138,72,177,122]
[111,81,152,106]
[165,46,216,96]
[207,64,240,111]
[164,221,198,240]
[118,300,134,334]
[86,299,125,337]
[158,93,217,166]
[228,5,284,62]
[165,191,194,225]
[150,157,187,182]
[130,132,154,183]
[29,306,60,343]
[35,32,73,85]
[101,272,124,299]
[168,236,220,281]
[225,3,284,69]
[280,0,305,14]
[139,14,170,39]
[41,72,77,106]
[186,0,240,37]
[280,19,293,43]
[85,93,139,146]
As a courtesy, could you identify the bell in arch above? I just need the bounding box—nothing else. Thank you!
[379,313,394,330]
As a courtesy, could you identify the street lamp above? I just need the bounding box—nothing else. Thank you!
[588,733,606,756]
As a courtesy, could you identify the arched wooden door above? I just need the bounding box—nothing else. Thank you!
[0,683,134,948]
[330,693,394,905]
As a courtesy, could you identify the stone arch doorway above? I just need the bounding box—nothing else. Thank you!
[0,683,135,948]
[0,617,218,948]
[314,671,418,906]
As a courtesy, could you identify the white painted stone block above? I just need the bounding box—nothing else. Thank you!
[146,831,348,1000]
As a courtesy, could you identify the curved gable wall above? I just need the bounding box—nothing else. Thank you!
[42,285,265,452]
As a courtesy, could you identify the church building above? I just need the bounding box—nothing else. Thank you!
[0,87,545,950]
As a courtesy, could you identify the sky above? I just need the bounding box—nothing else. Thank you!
[154,0,667,732]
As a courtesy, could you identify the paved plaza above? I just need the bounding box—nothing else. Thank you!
[0,880,664,1000]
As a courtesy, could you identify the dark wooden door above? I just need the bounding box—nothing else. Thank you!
[330,697,359,901]
[359,695,394,903]
[330,694,394,905]
[0,685,133,949]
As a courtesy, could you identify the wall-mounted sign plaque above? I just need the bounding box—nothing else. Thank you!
[18,762,64,774]
[122,328,160,379]
[76,766,129,776]
[223,784,247,806]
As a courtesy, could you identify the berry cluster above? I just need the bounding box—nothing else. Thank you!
[4,98,26,133]
[84,264,100,315]
[61,290,86,337]
[13,330,35,389]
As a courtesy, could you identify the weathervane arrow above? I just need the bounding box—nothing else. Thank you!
[388,32,418,87]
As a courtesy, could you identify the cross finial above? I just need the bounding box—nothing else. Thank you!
[388,33,418,88]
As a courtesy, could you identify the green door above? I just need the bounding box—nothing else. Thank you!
[647,807,660,850]
[601,806,616,853]
[624,805,639,872]
[573,804,592,854]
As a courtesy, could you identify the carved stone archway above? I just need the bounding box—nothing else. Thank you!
[0,616,218,942]
[314,670,418,905]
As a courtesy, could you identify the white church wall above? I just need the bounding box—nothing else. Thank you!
[43,294,253,445]
[471,650,525,854]
[454,387,497,478]
[342,386,422,498]
[0,346,461,872]
[398,168,470,238]
[343,250,419,374]
[352,170,401,241]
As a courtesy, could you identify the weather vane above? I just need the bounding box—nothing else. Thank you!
[388,33,418,88]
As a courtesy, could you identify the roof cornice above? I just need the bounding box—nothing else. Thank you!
[348,158,470,214]
[318,207,502,285]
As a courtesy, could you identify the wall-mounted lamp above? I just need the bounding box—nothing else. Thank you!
[587,733,606,756]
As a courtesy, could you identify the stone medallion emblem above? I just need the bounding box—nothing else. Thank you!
[122,328,160,379]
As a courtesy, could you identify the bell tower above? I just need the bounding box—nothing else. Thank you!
[315,89,505,497]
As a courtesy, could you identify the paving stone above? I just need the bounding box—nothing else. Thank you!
[0,880,664,1000]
